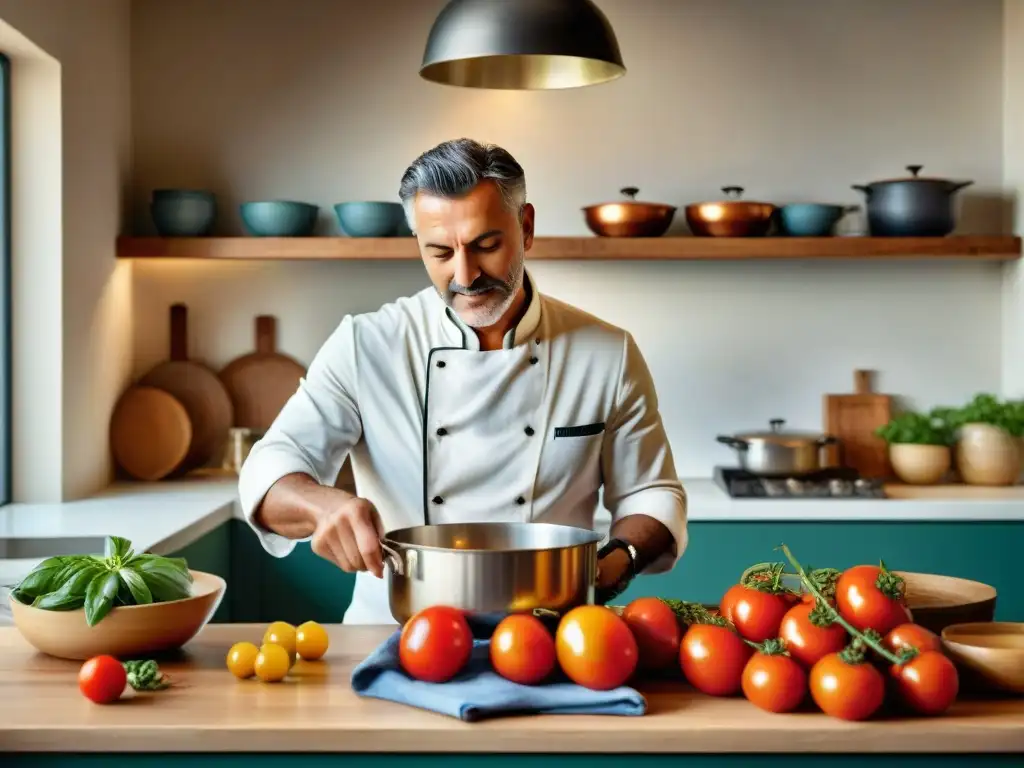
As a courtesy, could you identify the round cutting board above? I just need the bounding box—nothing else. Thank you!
[219,315,306,432]
[109,385,192,481]
[139,303,234,472]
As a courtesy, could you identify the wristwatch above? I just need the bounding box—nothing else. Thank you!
[595,537,640,605]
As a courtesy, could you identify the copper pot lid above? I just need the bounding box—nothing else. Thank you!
[584,187,676,211]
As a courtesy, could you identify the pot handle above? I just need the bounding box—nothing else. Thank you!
[379,541,404,577]
[816,435,839,447]
[716,435,749,450]
[851,184,871,198]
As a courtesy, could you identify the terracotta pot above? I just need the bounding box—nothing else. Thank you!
[956,423,1021,486]
[890,444,951,485]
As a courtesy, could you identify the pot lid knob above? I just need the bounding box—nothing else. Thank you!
[906,165,923,177]
[769,418,785,433]
[620,186,639,200]
[721,186,744,199]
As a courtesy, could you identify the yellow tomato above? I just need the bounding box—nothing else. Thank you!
[296,621,329,661]
[226,641,260,679]
[263,621,297,659]
[254,643,290,682]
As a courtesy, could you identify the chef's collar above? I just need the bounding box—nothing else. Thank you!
[441,269,542,351]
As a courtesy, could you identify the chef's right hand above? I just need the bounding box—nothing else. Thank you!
[310,494,385,579]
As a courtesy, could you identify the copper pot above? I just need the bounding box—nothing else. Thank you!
[686,186,776,237]
[583,187,676,238]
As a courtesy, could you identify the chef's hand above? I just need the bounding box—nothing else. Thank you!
[310,493,386,579]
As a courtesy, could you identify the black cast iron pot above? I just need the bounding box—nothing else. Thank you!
[852,164,973,237]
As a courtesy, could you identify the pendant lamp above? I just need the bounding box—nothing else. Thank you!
[419,0,626,90]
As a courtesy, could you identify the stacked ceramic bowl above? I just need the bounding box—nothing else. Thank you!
[150,189,217,236]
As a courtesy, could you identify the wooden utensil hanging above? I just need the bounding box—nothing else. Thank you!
[138,304,234,473]
[823,369,893,478]
[218,315,306,432]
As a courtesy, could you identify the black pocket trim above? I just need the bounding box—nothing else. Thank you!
[554,422,606,438]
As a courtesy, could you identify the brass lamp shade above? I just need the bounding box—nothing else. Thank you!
[420,0,626,90]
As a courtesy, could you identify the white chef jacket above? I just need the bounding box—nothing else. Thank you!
[238,270,688,625]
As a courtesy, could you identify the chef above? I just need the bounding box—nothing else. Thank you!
[238,138,688,625]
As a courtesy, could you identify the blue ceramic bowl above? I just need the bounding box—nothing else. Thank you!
[240,201,319,237]
[334,202,408,237]
[778,204,846,237]
[150,191,217,236]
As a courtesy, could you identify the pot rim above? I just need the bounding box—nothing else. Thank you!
[583,201,677,213]
[382,521,604,554]
[856,164,973,189]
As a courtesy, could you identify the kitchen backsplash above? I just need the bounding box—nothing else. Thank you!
[129,0,1006,479]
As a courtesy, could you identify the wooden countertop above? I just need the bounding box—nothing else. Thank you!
[1,625,1022,754]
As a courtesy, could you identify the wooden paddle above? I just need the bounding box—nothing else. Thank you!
[218,315,306,432]
[109,385,192,481]
[139,304,234,473]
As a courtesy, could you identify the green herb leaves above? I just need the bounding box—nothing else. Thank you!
[11,535,193,626]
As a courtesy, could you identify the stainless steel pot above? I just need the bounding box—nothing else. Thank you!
[379,522,602,624]
[852,164,973,237]
[716,419,837,476]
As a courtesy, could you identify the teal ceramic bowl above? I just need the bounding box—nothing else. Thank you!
[334,202,408,237]
[240,201,319,237]
[150,190,217,236]
[778,204,846,236]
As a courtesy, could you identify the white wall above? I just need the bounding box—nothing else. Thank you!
[0,0,132,502]
[130,0,1006,478]
[1003,1,1024,398]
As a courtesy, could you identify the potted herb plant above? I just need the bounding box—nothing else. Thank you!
[940,394,1024,486]
[874,410,953,485]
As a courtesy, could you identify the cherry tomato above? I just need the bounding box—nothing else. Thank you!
[719,584,791,643]
[778,599,848,668]
[490,614,557,685]
[555,605,638,690]
[296,621,330,661]
[621,597,682,671]
[835,564,912,635]
[884,623,941,656]
[741,649,808,713]
[679,624,753,696]
[79,655,127,704]
[890,650,959,716]
[399,605,473,683]
[809,652,885,721]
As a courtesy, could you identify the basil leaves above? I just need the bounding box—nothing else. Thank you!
[11,535,193,626]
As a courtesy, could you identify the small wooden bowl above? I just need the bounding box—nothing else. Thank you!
[9,570,225,660]
[897,571,997,635]
[941,622,1024,694]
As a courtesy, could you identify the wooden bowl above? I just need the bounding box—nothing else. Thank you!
[897,571,997,635]
[941,622,1024,694]
[8,570,225,660]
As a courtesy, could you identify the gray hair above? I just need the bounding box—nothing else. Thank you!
[398,138,527,232]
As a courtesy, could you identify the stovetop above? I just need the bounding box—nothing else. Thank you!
[713,466,886,499]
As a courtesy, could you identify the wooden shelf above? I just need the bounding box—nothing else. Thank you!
[116,235,1022,262]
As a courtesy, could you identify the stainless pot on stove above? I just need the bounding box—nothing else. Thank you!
[379,522,602,624]
[716,419,837,476]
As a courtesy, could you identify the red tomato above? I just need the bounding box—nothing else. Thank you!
[809,652,885,721]
[741,649,808,713]
[621,597,682,671]
[679,624,753,696]
[778,599,848,668]
[399,605,473,683]
[555,606,638,690]
[890,650,959,716]
[835,564,912,635]
[490,614,556,685]
[884,623,941,656]
[719,584,791,643]
[79,655,127,704]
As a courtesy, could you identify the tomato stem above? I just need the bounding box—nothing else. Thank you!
[777,544,904,666]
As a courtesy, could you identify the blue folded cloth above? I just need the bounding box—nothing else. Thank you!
[350,616,647,722]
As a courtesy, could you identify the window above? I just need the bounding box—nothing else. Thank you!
[0,52,11,505]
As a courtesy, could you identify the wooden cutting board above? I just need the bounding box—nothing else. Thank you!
[823,369,892,478]
[139,304,234,473]
[218,315,306,432]
[884,483,1024,499]
[109,385,193,481]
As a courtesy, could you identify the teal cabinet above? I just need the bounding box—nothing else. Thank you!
[174,520,1021,625]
